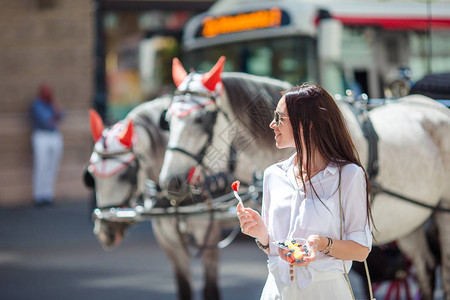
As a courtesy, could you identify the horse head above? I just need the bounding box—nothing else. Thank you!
[84,98,171,249]
[83,110,142,249]
[159,56,234,203]
[86,110,143,207]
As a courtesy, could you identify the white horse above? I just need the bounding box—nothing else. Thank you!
[84,96,224,300]
[159,57,450,300]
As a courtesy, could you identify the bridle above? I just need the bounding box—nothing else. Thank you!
[89,146,141,209]
[166,89,233,173]
[87,116,152,209]
[164,89,242,257]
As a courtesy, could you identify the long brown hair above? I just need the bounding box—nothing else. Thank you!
[284,83,374,227]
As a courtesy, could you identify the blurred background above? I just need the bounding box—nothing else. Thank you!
[1,0,449,207]
[0,0,215,207]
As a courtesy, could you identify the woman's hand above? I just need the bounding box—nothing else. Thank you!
[236,203,268,242]
[277,234,326,267]
[308,235,370,261]
[307,234,328,252]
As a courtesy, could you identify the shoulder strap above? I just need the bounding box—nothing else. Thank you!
[338,167,356,300]
[339,167,375,300]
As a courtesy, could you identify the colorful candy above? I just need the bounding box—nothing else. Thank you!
[277,239,310,263]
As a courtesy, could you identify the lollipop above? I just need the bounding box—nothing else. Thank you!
[231,180,244,208]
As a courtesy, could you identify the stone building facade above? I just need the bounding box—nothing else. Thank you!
[0,0,94,206]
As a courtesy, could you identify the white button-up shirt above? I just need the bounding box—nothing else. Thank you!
[262,153,372,289]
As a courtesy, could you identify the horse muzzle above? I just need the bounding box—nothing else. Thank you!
[163,174,192,204]
[93,219,129,250]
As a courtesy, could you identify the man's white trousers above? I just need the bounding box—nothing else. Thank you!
[32,130,63,203]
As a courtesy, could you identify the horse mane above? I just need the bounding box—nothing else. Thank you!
[126,95,171,155]
[222,72,292,148]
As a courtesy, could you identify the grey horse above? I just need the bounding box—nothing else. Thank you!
[84,96,224,300]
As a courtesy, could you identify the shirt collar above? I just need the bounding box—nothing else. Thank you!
[276,152,296,172]
[324,163,339,175]
[276,152,340,175]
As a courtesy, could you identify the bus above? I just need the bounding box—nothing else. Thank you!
[180,0,450,99]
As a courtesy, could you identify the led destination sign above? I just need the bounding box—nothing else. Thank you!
[199,8,290,38]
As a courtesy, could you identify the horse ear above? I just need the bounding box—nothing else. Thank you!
[202,56,226,92]
[89,109,104,142]
[172,57,188,87]
[118,120,134,148]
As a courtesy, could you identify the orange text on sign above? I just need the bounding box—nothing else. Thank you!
[202,8,282,38]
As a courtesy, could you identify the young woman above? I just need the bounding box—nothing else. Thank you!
[237,83,373,299]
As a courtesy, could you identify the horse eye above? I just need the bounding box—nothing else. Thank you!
[159,109,170,131]
[194,110,207,124]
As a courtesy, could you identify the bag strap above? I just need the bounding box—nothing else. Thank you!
[338,167,375,300]
[338,167,356,300]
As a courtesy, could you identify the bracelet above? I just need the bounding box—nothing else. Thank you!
[322,237,331,253]
[324,238,334,255]
[255,239,269,250]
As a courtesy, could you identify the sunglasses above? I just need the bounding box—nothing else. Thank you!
[273,110,289,126]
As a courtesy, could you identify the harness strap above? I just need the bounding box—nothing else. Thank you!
[174,90,217,99]
[167,146,207,165]
[166,119,214,167]
[346,101,448,212]
[361,111,379,179]
[346,103,379,180]
[372,182,450,213]
[94,148,133,157]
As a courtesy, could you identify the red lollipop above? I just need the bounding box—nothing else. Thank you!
[231,180,243,208]
[231,180,240,192]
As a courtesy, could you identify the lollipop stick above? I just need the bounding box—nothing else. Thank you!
[234,191,244,208]
[231,180,244,209]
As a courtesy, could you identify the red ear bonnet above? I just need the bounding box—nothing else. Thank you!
[89,109,104,142]
[172,57,188,88]
[202,56,226,92]
[118,120,134,148]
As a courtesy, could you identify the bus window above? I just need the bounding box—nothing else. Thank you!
[247,47,272,76]
[185,36,318,85]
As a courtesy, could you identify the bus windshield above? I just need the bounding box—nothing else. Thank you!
[184,36,318,85]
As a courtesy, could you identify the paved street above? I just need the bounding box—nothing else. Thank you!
[0,200,267,300]
[1,200,445,300]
